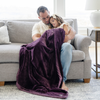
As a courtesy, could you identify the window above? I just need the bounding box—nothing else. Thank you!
[0,0,54,20]
[65,0,92,27]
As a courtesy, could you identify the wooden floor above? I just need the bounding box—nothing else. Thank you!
[89,47,100,79]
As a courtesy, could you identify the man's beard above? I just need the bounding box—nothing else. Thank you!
[44,21,50,25]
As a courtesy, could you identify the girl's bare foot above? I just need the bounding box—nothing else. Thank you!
[61,82,68,91]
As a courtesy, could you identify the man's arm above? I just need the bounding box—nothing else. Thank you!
[63,24,69,35]
[64,27,76,42]
[68,27,76,40]
[32,34,41,41]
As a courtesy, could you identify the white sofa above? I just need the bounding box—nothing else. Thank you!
[0,19,91,86]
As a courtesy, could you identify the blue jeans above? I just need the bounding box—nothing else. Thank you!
[60,43,72,82]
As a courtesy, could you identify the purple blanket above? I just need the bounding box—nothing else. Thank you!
[16,28,68,99]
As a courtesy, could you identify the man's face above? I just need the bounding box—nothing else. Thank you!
[39,10,50,25]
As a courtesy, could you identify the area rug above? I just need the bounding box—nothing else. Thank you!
[0,71,100,100]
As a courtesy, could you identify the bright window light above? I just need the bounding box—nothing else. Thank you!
[0,0,54,20]
[65,0,92,27]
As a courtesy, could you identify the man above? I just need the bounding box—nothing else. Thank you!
[32,6,75,91]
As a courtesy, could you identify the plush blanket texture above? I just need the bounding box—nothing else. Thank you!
[16,28,68,99]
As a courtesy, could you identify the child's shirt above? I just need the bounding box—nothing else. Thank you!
[57,22,71,43]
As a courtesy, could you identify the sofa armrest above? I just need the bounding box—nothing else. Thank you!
[73,34,91,50]
[73,34,92,79]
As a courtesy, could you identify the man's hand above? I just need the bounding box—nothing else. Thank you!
[68,27,76,40]
[63,24,69,35]
[32,34,41,41]
[64,27,76,42]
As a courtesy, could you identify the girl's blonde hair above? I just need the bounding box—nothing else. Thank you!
[49,14,65,28]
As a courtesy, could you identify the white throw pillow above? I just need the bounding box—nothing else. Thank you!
[0,25,11,44]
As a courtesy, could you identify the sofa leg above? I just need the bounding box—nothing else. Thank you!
[0,82,5,86]
[83,79,90,83]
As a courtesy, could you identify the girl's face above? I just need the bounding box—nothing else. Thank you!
[50,17,59,28]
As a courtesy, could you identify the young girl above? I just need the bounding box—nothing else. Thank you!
[49,14,75,43]
[49,14,76,91]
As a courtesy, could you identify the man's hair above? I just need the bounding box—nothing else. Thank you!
[37,6,49,16]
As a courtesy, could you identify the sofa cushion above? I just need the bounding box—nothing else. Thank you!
[6,21,37,43]
[0,26,11,44]
[0,43,85,63]
[64,19,74,28]
[0,43,25,63]
[6,20,75,44]
[72,50,85,61]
